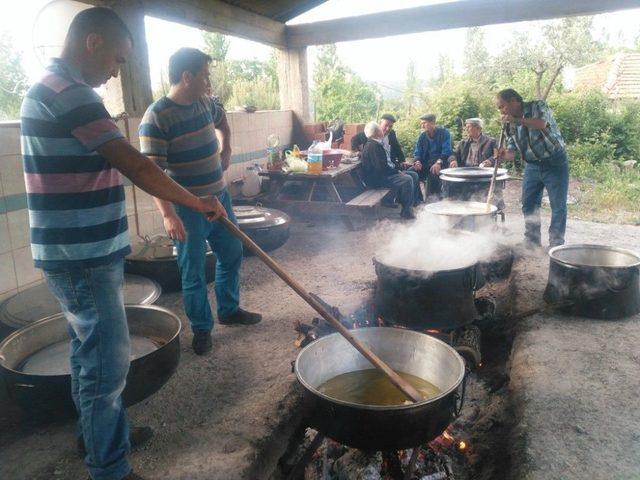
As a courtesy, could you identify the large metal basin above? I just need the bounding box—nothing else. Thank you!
[544,244,640,319]
[295,328,466,451]
[424,200,497,232]
[0,305,181,418]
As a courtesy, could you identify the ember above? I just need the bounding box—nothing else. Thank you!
[280,428,466,480]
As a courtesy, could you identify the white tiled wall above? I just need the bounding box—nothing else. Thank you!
[0,110,293,299]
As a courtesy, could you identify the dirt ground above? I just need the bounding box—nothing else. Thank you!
[1,182,639,480]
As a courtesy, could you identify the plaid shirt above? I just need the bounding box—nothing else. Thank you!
[506,100,565,163]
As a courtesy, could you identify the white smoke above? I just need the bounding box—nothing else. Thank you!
[372,205,517,274]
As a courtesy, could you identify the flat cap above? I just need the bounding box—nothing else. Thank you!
[419,113,437,122]
[380,113,396,123]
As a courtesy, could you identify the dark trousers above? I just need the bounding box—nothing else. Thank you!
[521,151,569,247]
[384,172,415,214]
[404,169,423,204]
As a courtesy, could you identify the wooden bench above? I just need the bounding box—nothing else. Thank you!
[346,188,391,209]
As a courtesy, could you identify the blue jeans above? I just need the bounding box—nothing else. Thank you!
[175,190,242,332]
[44,259,131,480]
[521,151,569,247]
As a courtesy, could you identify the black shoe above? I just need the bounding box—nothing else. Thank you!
[122,472,146,480]
[78,426,153,458]
[400,208,416,220]
[219,308,262,326]
[192,330,213,355]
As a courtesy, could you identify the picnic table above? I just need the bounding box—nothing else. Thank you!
[258,160,391,222]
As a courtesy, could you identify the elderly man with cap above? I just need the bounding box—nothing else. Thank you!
[413,113,453,200]
[360,121,416,219]
[352,114,423,203]
[449,118,497,168]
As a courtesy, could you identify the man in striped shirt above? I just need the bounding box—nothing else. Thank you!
[495,88,569,248]
[20,8,225,480]
[139,48,261,357]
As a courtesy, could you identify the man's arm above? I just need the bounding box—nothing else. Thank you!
[216,112,232,172]
[440,129,453,165]
[97,139,225,219]
[390,131,405,164]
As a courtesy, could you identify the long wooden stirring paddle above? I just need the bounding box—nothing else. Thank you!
[486,123,508,212]
[218,216,423,403]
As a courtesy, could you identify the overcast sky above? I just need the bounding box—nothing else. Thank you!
[3,0,640,90]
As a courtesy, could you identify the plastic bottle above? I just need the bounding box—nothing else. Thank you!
[307,141,323,174]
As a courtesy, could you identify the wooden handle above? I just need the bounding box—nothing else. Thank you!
[486,124,507,212]
[218,215,423,403]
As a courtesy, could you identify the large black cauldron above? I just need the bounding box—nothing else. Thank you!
[374,257,484,330]
[0,305,181,418]
[295,328,466,451]
[544,244,640,319]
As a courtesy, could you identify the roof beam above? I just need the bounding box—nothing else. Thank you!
[286,0,640,47]
[76,0,287,47]
[143,0,286,47]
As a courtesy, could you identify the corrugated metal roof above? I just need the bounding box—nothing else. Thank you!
[574,53,640,99]
[220,0,328,22]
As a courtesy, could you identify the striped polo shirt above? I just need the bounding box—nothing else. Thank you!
[20,58,129,269]
[138,96,226,196]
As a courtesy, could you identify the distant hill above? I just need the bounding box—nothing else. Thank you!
[372,80,405,99]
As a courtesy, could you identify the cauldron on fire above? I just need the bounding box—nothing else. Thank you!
[373,255,484,331]
[295,327,466,451]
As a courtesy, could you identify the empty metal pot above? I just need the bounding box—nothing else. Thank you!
[0,305,181,418]
[0,275,161,332]
[125,235,216,292]
[234,205,290,253]
[544,244,640,319]
[295,327,466,451]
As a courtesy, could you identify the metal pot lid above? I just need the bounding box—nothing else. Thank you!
[127,235,213,261]
[440,166,508,178]
[0,274,161,329]
[548,244,640,268]
[440,173,510,183]
[424,200,497,216]
[233,205,290,229]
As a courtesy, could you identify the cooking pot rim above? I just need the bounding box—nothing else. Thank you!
[424,200,497,217]
[294,327,465,411]
[0,305,182,377]
[373,255,477,275]
[548,243,640,268]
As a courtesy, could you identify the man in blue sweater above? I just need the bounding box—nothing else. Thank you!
[413,113,453,201]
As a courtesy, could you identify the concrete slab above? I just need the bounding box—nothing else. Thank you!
[508,219,640,480]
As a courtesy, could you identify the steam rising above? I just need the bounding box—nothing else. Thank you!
[373,206,514,273]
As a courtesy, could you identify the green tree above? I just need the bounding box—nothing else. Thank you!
[312,43,379,123]
[490,16,604,100]
[0,34,28,120]
[463,27,490,82]
[202,31,279,110]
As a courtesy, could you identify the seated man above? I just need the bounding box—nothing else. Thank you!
[361,121,415,219]
[449,118,497,168]
[413,113,453,201]
[352,114,423,203]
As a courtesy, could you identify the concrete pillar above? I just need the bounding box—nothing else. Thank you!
[277,47,310,146]
[103,0,153,117]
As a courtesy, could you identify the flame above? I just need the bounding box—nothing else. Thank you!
[458,441,467,451]
[426,329,440,334]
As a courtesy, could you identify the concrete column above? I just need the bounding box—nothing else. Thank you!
[277,47,310,145]
[103,0,153,117]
